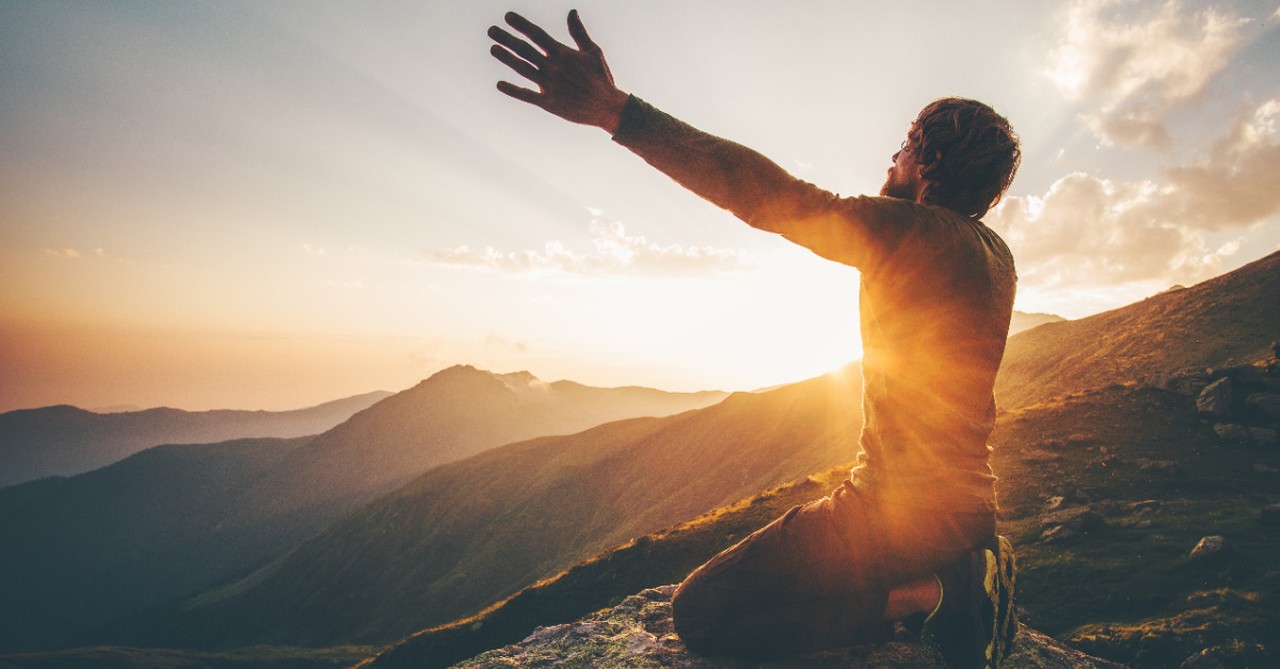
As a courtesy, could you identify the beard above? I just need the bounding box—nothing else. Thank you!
[880,171,913,200]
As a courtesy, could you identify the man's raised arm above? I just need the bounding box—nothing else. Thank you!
[488,11,874,268]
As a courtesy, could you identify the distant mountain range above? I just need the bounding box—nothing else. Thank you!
[0,371,725,653]
[1009,309,1066,336]
[0,391,393,488]
[91,368,862,650]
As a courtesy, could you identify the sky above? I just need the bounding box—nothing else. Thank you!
[1,0,1278,412]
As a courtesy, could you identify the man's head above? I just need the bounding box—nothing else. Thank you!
[880,98,1020,219]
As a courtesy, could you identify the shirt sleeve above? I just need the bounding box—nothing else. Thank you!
[611,94,912,271]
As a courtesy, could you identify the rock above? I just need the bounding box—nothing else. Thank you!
[1211,423,1249,443]
[1260,503,1280,524]
[1179,649,1226,669]
[1248,427,1277,447]
[1087,454,1118,470]
[1188,536,1232,562]
[1042,506,1107,532]
[450,585,1129,668]
[1127,500,1160,513]
[1196,378,1233,418]
[1134,459,1178,474]
[1245,393,1280,421]
[1253,463,1279,474]
[1041,525,1077,544]
[1044,495,1066,511]
[1155,373,1210,397]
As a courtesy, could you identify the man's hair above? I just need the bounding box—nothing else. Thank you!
[909,98,1020,219]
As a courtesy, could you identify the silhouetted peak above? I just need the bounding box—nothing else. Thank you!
[498,370,539,385]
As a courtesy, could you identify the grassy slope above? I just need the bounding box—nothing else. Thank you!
[368,379,1280,669]
[996,250,1279,410]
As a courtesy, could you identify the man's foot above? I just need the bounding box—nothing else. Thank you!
[920,535,1018,669]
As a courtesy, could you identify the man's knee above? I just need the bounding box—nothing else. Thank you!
[671,569,723,654]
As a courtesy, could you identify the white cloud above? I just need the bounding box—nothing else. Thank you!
[988,98,1278,294]
[1046,0,1251,148]
[43,248,82,259]
[425,220,755,277]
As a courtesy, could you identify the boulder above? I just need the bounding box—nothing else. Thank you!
[1244,393,1280,421]
[1154,372,1210,397]
[1211,423,1249,443]
[1179,649,1226,669]
[1188,536,1232,562]
[451,585,1129,668]
[1196,378,1233,418]
[1134,459,1178,474]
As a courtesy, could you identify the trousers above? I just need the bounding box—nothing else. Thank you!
[670,480,995,657]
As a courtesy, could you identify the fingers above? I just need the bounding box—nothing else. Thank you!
[490,44,541,84]
[488,25,546,66]
[566,9,598,52]
[504,11,564,54]
[496,80,544,108]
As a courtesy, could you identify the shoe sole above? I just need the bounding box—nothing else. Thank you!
[979,535,1018,668]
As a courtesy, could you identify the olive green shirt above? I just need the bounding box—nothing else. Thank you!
[613,95,1016,512]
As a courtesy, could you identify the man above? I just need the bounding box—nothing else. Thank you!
[488,10,1021,669]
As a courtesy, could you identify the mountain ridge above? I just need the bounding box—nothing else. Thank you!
[0,368,725,654]
[996,249,1280,409]
[0,390,393,488]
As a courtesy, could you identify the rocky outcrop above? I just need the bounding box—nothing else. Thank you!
[451,585,1128,668]
[1172,359,1280,447]
[1195,378,1234,418]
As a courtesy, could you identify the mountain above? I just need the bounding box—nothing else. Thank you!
[1009,309,1066,335]
[0,436,314,653]
[996,250,1280,410]
[0,367,725,654]
[0,390,392,488]
[230,365,729,521]
[97,366,863,651]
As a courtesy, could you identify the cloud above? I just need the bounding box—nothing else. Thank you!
[43,248,82,259]
[988,98,1278,290]
[425,220,755,277]
[1046,0,1251,148]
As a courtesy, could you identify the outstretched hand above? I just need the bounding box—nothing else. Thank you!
[488,10,628,133]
